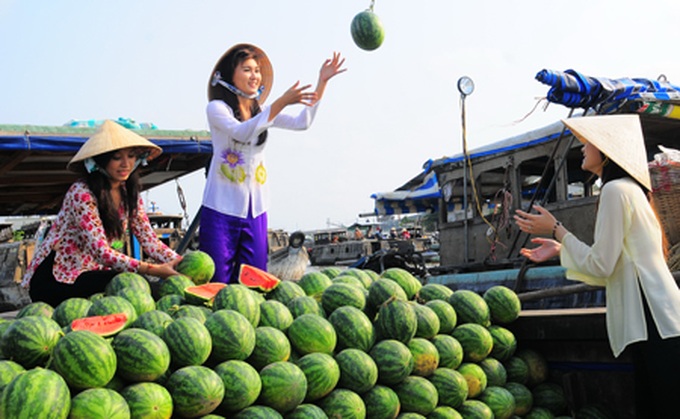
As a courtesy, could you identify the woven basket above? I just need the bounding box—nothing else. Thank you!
[650,162,680,246]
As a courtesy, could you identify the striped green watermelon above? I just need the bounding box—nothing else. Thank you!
[52,297,92,327]
[417,283,454,302]
[479,357,508,387]
[342,268,374,288]
[451,323,493,362]
[483,285,522,324]
[16,301,53,319]
[105,271,151,295]
[298,272,333,297]
[87,295,137,327]
[52,330,116,389]
[367,278,408,309]
[247,326,291,370]
[328,305,375,352]
[258,361,308,413]
[119,382,173,419]
[332,274,366,289]
[504,382,533,415]
[214,359,262,412]
[69,388,130,419]
[167,365,225,417]
[0,319,13,359]
[380,268,421,300]
[457,362,488,398]
[132,309,174,337]
[488,325,517,361]
[267,280,306,306]
[318,388,366,419]
[532,382,568,416]
[428,406,463,419]
[448,290,491,326]
[233,405,283,418]
[320,266,343,279]
[362,384,401,419]
[369,339,414,385]
[431,334,464,370]
[411,302,441,339]
[376,298,417,344]
[177,250,215,284]
[204,309,256,363]
[295,352,340,402]
[171,304,211,323]
[213,284,261,326]
[516,349,549,387]
[408,338,439,377]
[574,403,615,418]
[524,407,554,418]
[162,316,212,367]
[321,282,366,314]
[504,356,530,385]
[287,295,326,318]
[458,399,494,419]
[159,274,195,298]
[424,299,457,334]
[0,360,24,397]
[287,313,337,356]
[116,286,156,315]
[1,315,62,368]
[428,367,468,408]
[479,386,516,419]
[1,368,70,418]
[111,328,171,382]
[350,8,385,51]
[335,348,379,393]
[392,375,438,415]
[259,300,294,332]
[155,294,185,313]
[285,403,328,418]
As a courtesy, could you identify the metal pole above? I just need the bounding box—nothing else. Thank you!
[461,94,469,263]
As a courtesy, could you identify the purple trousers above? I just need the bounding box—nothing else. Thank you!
[199,205,268,284]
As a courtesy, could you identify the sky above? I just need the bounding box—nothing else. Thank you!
[2,0,680,233]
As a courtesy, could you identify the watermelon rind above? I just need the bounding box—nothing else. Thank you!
[362,384,401,419]
[52,330,117,390]
[295,352,340,402]
[1,368,71,419]
[69,388,130,419]
[112,328,171,382]
[257,361,308,413]
[119,382,173,419]
[167,365,225,417]
[214,360,262,412]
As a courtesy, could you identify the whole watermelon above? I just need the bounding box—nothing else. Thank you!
[298,271,333,298]
[448,290,491,326]
[362,384,401,419]
[105,271,151,295]
[369,339,414,385]
[286,403,328,418]
[162,316,212,367]
[408,337,440,377]
[166,366,225,417]
[1,368,71,419]
[52,330,117,389]
[204,309,256,363]
[112,328,171,382]
[428,367,468,409]
[1,315,62,368]
[483,285,522,324]
[177,250,216,284]
[213,284,261,326]
[132,309,174,337]
[214,360,262,412]
[328,305,376,352]
[317,388,366,419]
[335,348,379,394]
[259,300,294,332]
[392,375,439,416]
[295,352,341,402]
[257,361,308,413]
[478,386,516,419]
[287,313,337,356]
[69,388,130,419]
[350,9,385,51]
[52,297,92,328]
[431,334,464,370]
[247,326,292,370]
[119,382,173,419]
[0,360,24,397]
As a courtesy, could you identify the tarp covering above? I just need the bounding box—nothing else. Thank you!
[371,171,441,215]
[536,69,680,113]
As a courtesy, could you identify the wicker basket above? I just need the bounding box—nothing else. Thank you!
[650,162,680,246]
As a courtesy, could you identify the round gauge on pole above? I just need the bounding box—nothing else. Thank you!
[457,76,475,96]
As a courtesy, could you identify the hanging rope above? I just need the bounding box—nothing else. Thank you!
[175,179,189,227]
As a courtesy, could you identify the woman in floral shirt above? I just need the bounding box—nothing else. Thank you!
[201,43,346,283]
[23,120,182,306]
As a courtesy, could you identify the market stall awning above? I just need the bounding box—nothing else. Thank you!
[0,122,212,216]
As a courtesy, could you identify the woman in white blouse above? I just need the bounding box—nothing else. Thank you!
[514,114,680,418]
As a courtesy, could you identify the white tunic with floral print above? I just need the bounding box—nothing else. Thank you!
[22,180,178,287]
[203,100,319,218]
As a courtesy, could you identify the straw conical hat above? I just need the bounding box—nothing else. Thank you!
[562,114,651,190]
[68,120,162,172]
[207,43,273,103]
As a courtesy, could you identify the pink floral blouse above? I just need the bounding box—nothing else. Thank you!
[22,180,179,287]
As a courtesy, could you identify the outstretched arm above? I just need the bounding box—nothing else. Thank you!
[314,52,347,103]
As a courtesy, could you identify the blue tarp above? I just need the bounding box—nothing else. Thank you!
[371,171,441,215]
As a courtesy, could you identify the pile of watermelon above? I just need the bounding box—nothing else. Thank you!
[0,261,611,418]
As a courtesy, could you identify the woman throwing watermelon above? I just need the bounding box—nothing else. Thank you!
[514,114,680,418]
[23,120,182,306]
[200,44,346,284]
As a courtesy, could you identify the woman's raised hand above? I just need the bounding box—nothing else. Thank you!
[319,52,347,83]
[280,81,317,107]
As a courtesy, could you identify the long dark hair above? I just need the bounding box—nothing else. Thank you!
[599,152,646,192]
[86,151,141,240]
[212,46,268,146]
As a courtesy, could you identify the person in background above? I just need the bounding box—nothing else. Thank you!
[389,227,398,239]
[400,228,411,240]
[354,227,364,240]
[200,43,346,283]
[514,114,680,418]
[23,120,182,306]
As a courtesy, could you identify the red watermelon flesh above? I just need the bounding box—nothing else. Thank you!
[239,264,281,291]
[185,283,227,303]
[71,313,128,336]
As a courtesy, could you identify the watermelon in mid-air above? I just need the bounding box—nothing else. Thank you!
[351,9,385,51]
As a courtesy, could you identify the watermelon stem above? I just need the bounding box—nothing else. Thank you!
[368,0,375,12]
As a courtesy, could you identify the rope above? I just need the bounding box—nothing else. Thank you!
[175,179,189,226]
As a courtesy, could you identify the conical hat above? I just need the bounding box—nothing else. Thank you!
[562,114,651,190]
[68,120,162,172]
[207,43,273,103]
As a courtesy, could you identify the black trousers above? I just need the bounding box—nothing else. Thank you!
[28,251,117,307]
[628,293,680,419]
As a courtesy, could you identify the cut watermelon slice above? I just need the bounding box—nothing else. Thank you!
[70,313,128,336]
[238,264,281,291]
[185,283,227,306]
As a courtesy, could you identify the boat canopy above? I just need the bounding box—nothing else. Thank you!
[370,70,680,215]
[0,122,212,216]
